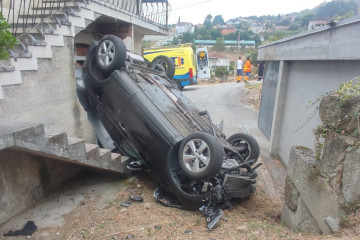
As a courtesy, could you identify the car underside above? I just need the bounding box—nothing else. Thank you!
[76,35,261,229]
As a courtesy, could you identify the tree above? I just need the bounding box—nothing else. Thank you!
[213,15,224,26]
[203,14,213,29]
[277,19,291,26]
[0,13,17,60]
[212,37,225,51]
[197,27,211,40]
[224,32,237,40]
[265,22,275,30]
[301,13,315,27]
[210,28,222,40]
[181,32,194,43]
[337,11,355,21]
[315,1,358,20]
[171,36,179,45]
[288,24,300,31]
[142,40,152,49]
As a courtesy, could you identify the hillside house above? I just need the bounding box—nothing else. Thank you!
[176,22,194,35]
[208,53,230,69]
[308,20,327,30]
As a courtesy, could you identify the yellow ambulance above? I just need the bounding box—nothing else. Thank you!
[143,44,197,88]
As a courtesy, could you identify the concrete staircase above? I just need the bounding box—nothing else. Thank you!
[0,121,130,174]
[0,0,93,99]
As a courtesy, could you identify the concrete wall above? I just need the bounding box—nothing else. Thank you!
[0,149,82,224]
[258,16,360,166]
[0,36,95,143]
[276,60,360,165]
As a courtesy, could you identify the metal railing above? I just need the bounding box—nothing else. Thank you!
[0,0,170,37]
[1,0,69,36]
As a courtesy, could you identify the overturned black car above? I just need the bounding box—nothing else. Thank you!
[77,35,261,229]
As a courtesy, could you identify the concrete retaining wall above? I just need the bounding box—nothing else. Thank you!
[0,36,95,143]
[0,149,83,224]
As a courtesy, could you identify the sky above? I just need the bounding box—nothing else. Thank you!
[168,0,329,24]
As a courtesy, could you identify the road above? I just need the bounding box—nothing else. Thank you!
[182,82,258,136]
[183,82,286,199]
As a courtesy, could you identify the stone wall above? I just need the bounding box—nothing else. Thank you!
[281,93,360,234]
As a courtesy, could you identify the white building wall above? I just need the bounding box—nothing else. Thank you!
[276,60,360,165]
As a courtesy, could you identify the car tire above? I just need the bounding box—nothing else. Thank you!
[148,55,176,80]
[95,35,127,77]
[227,133,260,163]
[178,132,224,180]
[171,79,181,90]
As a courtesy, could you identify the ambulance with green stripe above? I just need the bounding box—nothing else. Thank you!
[144,44,197,88]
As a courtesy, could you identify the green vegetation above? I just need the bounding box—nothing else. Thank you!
[0,12,17,60]
[212,37,225,51]
[214,66,229,79]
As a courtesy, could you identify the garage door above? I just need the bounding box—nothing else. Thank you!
[258,61,279,140]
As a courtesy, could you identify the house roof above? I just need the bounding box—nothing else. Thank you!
[194,40,255,45]
[177,22,192,26]
[309,21,327,24]
[208,53,228,59]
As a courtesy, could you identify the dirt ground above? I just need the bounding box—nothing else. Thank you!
[2,172,358,240]
[240,81,262,110]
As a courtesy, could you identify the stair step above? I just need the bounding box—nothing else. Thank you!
[19,12,78,19]
[0,62,15,72]
[10,57,38,71]
[67,137,86,161]
[28,45,53,59]
[1,122,47,152]
[99,148,111,163]
[110,152,122,162]
[32,5,80,11]
[85,143,100,161]
[46,132,68,146]
[44,33,64,46]
[45,132,69,156]
[0,71,22,99]
[110,153,131,174]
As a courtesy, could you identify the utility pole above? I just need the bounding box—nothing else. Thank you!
[236,30,240,76]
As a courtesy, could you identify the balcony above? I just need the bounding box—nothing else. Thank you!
[0,0,170,36]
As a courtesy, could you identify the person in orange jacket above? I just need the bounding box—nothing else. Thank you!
[244,56,252,83]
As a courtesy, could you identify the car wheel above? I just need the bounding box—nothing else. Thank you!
[228,133,260,163]
[148,55,176,79]
[179,132,224,180]
[171,79,182,90]
[95,35,127,77]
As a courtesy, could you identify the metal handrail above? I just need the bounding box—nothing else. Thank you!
[0,0,169,37]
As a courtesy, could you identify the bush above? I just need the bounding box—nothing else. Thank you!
[0,12,17,60]
[214,66,229,78]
